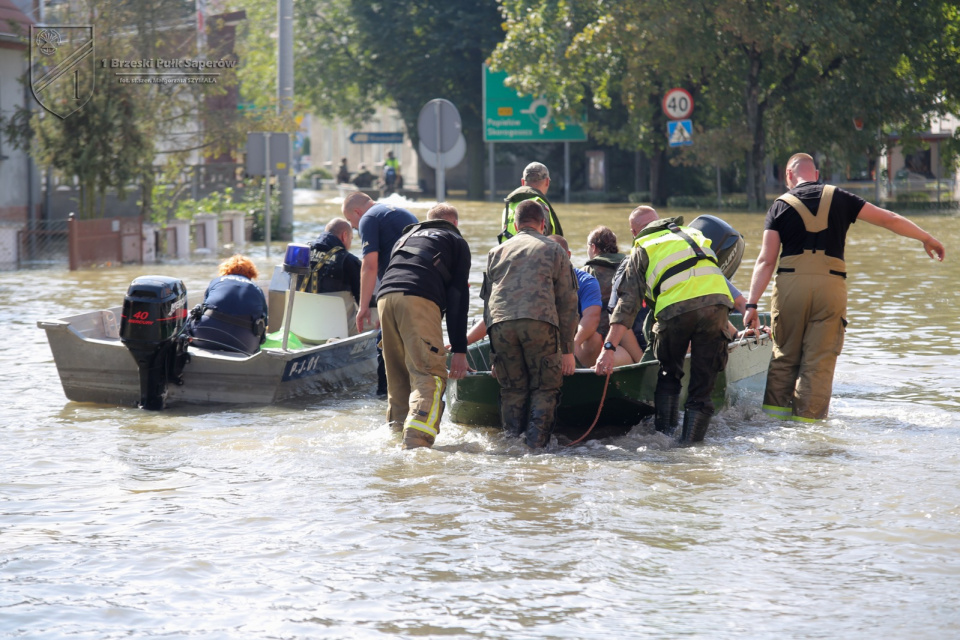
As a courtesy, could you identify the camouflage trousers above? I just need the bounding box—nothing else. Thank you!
[488,319,563,447]
[377,293,448,446]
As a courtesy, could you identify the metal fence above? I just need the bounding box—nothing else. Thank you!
[18,219,70,267]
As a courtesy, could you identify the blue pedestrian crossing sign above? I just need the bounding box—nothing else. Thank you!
[667,119,693,146]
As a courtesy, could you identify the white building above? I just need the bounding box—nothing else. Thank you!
[308,104,419,189]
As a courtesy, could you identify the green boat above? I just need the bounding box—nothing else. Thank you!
[446,314,773,441]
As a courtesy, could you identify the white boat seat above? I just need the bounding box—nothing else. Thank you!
[286,291,349,344]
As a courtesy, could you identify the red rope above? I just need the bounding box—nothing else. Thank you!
[565,370,612,447]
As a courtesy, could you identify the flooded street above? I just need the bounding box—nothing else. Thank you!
[2,195,959,639]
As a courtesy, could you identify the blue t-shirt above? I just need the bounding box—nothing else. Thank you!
[574,268,602,318]
[358,204,419,279]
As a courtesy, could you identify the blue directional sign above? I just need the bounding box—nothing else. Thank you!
[667,119,693,147]
[349,131,404,144]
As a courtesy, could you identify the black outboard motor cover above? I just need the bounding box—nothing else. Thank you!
[120,275,188,410]
[688,214,745,279]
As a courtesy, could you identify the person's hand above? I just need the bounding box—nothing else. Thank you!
[356,305,378,332]
[743,307,760,331]
[923,236,946,261]
[448,353,469,380]
[594,349,615,376]
[561,353,576,376]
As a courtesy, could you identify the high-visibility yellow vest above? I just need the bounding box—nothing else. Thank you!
[500,191,563,242]
[636,225,731,317]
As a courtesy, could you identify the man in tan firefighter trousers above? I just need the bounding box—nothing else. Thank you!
[594,207,735,444]
[482,200,579,448]
[744,153,945,421]
[376,204,472,449]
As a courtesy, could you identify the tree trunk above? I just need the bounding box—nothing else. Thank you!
[464,126,485,200]
[743,51,767,211]
[649,146,666,206]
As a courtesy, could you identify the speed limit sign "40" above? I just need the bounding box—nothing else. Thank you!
[662,88,694,120]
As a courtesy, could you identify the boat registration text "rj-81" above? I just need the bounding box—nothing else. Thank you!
[281,337,376,381]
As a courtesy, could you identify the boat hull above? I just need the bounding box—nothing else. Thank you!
[39,307,378,408]
[447,319,772,440]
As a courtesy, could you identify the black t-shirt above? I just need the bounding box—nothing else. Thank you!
[764,182,866,260]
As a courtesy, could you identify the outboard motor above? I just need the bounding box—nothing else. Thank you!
[688,214,745,279]
[119,275,189,410]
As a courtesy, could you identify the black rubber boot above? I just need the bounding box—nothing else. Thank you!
[376,350,387,396]
[499,390,528,438]
[525,391,560,449]
[679,409,712,445]
[654,393,680,437]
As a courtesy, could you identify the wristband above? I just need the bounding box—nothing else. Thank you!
[745,303,758,310]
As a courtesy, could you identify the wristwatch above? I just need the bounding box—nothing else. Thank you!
[745,303,758,310]
[603,341,617,351]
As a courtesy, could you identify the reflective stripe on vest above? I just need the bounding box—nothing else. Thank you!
[636,227,730,316]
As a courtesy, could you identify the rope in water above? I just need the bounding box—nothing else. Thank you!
[565,369,612,447]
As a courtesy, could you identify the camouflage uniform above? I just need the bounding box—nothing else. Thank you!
[481,228,579,447]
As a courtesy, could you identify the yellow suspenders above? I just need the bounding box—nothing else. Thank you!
[776,185,835,233]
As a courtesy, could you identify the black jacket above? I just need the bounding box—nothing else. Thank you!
[300,231,362,303]
[378,219,472,353]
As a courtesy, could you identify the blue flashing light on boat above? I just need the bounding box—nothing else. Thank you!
[283,243,311,276]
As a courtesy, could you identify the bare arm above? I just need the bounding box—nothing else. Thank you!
[356,253,379,332]
[574,305,601,349]
[858,203,946,261]
[465,319,487,345]
[743,229,781,330]
[594,322,630,375]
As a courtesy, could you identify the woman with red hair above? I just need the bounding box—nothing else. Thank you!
[185,254,268,354]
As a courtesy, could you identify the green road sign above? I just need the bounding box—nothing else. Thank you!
[482,64,587,143]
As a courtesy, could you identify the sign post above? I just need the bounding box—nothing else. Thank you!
[662,88,694,120]
[246,132,292,258]
[348,132,404,144]
[663,88,694,148]
[417,99,461,202]
[667,120,693,147]
[482,64,587,203]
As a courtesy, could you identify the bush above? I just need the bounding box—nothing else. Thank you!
[666,194,750,209]
[242,178,289,241]
[628,192,651,203]
[297,167,332,188]
[892,199,958,212]
[568,190,631,203]
[895,191,930,203]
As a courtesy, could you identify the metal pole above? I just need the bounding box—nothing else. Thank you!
[488,142,495,202]
[435,101,445,201]
[277,0,294,240]
[564,141,570,204]
[265,133,272,259]
[281,274,298,351]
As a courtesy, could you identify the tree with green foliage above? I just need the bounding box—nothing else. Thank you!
[2,0,248,219]
[492,0,960,209]
[244,0,504,199]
